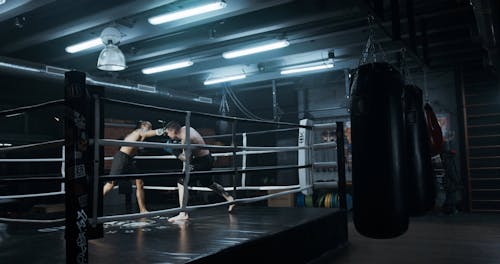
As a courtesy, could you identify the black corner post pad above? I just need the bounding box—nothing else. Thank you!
[64,71,104,264]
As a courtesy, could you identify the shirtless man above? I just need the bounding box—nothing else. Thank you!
[103,120,163,213]
[164,121,234,222]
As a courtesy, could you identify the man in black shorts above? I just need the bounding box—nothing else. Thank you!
[103,121,163,213]
[163,121,234,222]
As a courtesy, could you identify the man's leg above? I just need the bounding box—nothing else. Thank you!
[135,179,148,213]
[168,181,189,222]
[209,182,235,212]
[103,181,115,196]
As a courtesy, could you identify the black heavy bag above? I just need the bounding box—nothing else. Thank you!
[350,63,409,239]
[404,85,435,216]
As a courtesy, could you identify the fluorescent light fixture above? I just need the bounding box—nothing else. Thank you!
[65,38,102,53]
[148,0,227,25]
[142,60,193,74]
[204,74,246,85]
[0,143,13,147]
[223,40,289,59]
[280,63,334,75]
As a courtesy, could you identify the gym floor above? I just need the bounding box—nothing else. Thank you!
[315,212,500,264]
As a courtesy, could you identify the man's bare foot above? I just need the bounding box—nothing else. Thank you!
[227,196,235,213]
[140,209,149,214]
[168,212,189,222]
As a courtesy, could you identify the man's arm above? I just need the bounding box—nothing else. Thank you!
[140,128,164,138]
[178,138,187,161]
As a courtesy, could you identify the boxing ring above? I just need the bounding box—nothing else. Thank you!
[0,71,348,263]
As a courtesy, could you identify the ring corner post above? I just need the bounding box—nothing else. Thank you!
[231,119,238,198]
[298,119,312,195]
[87,84,104,239]
[64,71,90,264]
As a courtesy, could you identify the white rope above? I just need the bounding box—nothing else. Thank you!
[203,127,299,139]
[0,139,64,153]
[0,158,63,162]
[98,138,308,152]
[143,184,301,192]
[0,191,65,199]
[101,149,295,161]
[0,217,65,224]
[96,185,311,223]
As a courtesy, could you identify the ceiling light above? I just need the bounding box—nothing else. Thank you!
[280,63,334,75]
[222,40,289,59]
[97,27,126,71]
[0,0,5,5]
[65,38,102,54]
[142,60,193,74]
[148,0,227,25]
[204,74,246,85]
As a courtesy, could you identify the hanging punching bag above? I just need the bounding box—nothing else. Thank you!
[404,85,435,216]
[424,103,444,156]
[350,62,408,239]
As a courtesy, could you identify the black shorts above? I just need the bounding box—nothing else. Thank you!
[179,154,213,186]
[109,151,135,194]
[110,151,135,175]
[191,154,213,171]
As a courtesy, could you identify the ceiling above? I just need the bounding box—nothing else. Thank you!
[0,0,494,100]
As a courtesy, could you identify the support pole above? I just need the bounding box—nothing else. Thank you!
[181,112,191,210]
[231,120,238,197]
[336,122,347,210]
[391,0,401,40]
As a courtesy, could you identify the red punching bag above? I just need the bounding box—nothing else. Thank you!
[424,103,444,155]
[350,63,409,239]
[405,86,435,216]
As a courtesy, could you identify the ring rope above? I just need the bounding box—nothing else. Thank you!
[0,176,64,183]
[96,185,311,224]
[98,139,309,152]
[99,164,311,181]
[0,148,298,163]
[0,145,306,163]
[203,127,299,139]
[0,158,63,162]
[0,99,65,117]
[212,149,296,157]
[101,97,311,128]
[0,191,65,199]
[0,217,65,224]
[0,139,64,153]
[143,184,301,192]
